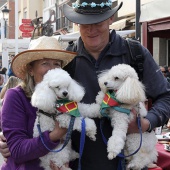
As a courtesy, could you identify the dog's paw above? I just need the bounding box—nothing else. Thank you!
[107,152,117,160]
[86,132,96,141]
[107,135,125,160]
[127,162,141,170]
[84,118,97,141]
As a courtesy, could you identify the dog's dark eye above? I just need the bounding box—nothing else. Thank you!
[114,77,119,80]
[55,86,59,89]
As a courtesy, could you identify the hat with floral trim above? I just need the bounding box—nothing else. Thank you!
[63,0,123,25]
[11,36,77,80]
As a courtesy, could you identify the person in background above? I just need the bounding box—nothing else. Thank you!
[0,75,4,92]
[160,65,170,129]
[164,65,170,81]
[62,0,170,169]
[160,65,170,82]
[0,76,21,132]
[0,67,7,75]
[0,67,7,84]
[0,36,76,170]
[7,55,15,78]
[168,66,170,72]
[0,76,21,100]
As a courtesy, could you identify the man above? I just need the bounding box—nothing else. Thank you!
[63,0,170,170]
[0,1,170,170]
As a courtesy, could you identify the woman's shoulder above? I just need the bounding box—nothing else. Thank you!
[2,86,33,111]
[5,86,27,102]
[6,86,24,95]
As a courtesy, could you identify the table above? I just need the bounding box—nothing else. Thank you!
[155,143,170,170]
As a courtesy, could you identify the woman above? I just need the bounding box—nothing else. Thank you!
[0,36,76,170]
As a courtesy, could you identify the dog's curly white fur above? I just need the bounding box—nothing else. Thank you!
[31,68,97,170]
[95,64,158,169]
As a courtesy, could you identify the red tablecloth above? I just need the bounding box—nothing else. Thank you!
[156,143,170,170]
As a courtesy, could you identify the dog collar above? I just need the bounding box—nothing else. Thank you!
[38,109,59,120]
[56,99,81,117]
[102,91,120,107]
[101,91,131,116]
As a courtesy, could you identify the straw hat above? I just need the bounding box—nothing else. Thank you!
[11,36,77,80]
[63,0,123,24]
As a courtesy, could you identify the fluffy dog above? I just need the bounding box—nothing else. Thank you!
[31,68,97,170]
[95,64,158,170]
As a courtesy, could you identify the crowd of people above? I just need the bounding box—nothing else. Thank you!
[0,0,170,170]
[0,54,16,93]
[160,65,170,82]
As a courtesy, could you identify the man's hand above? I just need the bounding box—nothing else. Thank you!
[127,109,150,134]
[0,132,10,161]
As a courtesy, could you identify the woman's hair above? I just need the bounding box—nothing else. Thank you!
[20,72,35,98]
[0,63,35,99]
[0,76,21,99]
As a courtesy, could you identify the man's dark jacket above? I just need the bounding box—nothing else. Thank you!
[64,30,170,170]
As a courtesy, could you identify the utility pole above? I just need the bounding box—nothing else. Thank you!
[15,0,19,55]
[135,0,141,42]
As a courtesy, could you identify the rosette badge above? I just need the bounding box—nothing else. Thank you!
[72,0,113,8]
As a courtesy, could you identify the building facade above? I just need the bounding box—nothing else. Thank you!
[1,0,170,69]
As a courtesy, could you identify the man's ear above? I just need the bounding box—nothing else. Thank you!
[109,15,115,25]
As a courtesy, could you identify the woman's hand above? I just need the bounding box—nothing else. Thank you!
[49,121,67,142]
[0,132,10,161]
[50,160,69,170]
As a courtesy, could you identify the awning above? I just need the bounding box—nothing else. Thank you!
[148,17,170,32]
[54,30,136,42]
[140,0,170,22]
[109,16,134,30]
[54,32,80,42]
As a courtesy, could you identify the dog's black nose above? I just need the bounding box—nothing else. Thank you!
[104,82,108,86]
[63,91,68,97]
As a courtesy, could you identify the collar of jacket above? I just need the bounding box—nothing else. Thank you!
[76,29,127,57]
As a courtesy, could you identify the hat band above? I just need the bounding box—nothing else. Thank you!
[74,6,111,14]
[72,1,112,9]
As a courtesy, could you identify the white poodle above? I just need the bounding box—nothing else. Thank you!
[78,64,158,170]
[31,68,97,170]
[96,64,158,170]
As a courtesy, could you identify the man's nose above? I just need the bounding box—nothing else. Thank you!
[87,24,96,31]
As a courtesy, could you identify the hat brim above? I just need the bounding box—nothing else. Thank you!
[63,2,123,24]
[12,49,76,80]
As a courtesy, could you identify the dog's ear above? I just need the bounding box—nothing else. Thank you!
[116,77,146,104]
[31,81,56,112]
[68,79,85,102]
[98,70,109,93]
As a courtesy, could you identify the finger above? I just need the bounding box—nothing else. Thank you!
[0,142,11,158]
[65,162,69,167]
[0,132,6,142]
[4,157,7,162]
[50,160,59,170]
[0,148,11,157]
[0,141,8,149]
